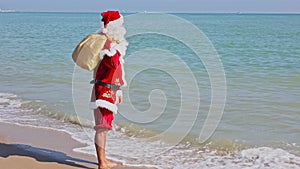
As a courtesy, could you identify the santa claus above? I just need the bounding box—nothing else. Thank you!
[90,10,128,169]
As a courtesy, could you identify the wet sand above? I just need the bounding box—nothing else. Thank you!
[0,122,155,169]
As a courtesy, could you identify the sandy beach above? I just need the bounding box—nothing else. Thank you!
[0,122,155,169]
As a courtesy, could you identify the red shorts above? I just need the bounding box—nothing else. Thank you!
[94,107,114,130]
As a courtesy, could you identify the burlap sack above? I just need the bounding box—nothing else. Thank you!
[72,34,107,71]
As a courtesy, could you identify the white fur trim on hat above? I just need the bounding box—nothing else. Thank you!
[90,99,118,114]
[99,15,124,34]
[107,15,124,28]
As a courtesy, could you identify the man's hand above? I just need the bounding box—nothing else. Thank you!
[117,95,122,105]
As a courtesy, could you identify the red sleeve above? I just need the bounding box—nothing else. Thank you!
[101,50,121,69]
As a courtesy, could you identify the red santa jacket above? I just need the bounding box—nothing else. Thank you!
[90,40,126,113]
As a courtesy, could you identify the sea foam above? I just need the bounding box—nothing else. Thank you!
[0,92,299,169]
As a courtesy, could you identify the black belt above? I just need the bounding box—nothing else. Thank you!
[90,80,120,91]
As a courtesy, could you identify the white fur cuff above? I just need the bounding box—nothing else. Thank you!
[116,90,122,98]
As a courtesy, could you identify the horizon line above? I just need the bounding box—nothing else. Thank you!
[2,10,300,14]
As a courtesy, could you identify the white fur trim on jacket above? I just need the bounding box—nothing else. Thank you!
[116,90,122,98]
[100,48,117,58]
[90,99,118,114]
[99,42,125,58]
[120,58,127,87]
[115,90,123,105]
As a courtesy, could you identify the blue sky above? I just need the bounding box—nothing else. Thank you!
[0,0,299,13]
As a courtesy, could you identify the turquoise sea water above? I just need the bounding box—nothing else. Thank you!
[0,12,300,168]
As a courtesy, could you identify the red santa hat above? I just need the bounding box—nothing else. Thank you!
[100,10,124,34]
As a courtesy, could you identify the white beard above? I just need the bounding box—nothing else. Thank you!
[96,25,128,63]
[97,24,128,57]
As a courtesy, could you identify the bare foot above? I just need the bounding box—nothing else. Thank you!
[106,160,121,168]
[98,162,110,169]
[98,166,110,169]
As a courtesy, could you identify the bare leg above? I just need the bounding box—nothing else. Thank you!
[95,129,109,169]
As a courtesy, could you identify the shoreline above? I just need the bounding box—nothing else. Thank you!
[0,121,155,169]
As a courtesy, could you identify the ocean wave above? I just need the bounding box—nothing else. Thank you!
[0,92,299,169]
